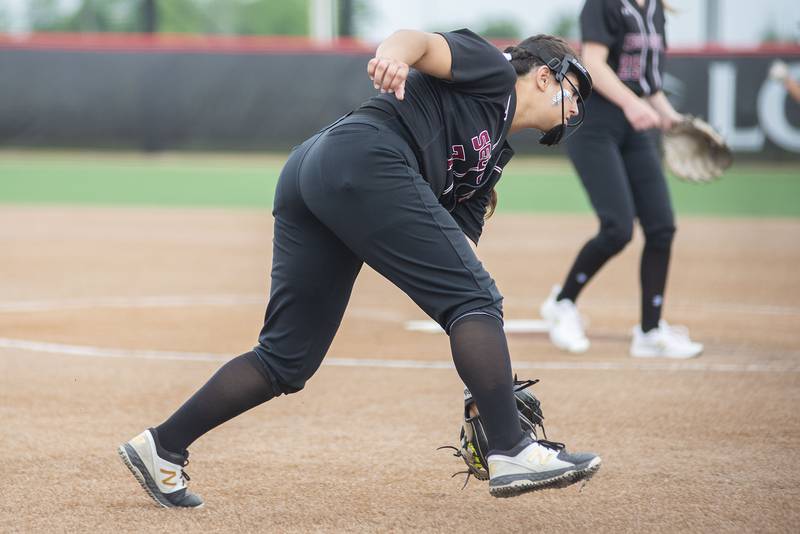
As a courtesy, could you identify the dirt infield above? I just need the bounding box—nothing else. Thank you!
[1,206,799,533]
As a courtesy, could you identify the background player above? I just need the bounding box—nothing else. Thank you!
[770,60,800,102]
[540,0,703,358]
[118,28,600,507]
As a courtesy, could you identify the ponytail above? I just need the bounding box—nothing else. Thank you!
[486,189,498,220]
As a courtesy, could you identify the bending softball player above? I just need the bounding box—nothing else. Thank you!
[119,28,600,506]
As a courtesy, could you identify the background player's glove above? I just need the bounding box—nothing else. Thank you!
[439,377,552,487]
[663,115,733,183]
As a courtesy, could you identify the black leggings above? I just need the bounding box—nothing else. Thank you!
[562,95,675,331]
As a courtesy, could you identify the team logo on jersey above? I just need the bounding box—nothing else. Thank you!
[618,53,643,81]
[471,130,492,184]
[623,33,663,52]
[447,144,465,171]
[448,130,493,185]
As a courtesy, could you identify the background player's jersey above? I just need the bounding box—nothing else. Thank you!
[580,0,666,96]
[363,29,518,242]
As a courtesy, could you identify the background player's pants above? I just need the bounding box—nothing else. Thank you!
[562,95,676,331]
[254,115,503,394]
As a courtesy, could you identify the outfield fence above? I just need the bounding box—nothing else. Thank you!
[1,33,799,158]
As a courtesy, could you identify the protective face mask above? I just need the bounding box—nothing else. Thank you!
[539,82,568,146]
[538,123,565,146]
[539,78,584,146]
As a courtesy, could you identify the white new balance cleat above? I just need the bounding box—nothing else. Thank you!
[118,428,204,508]
[488,436,601,497]
[630,320,703,359]
[540,285,590,353]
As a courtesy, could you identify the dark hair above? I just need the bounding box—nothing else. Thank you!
[486,189,498,220]
[504,34,580,76]
[485,35,579,220]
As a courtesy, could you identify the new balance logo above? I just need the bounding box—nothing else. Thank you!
[527,447,555,466]
[160,468,177,487]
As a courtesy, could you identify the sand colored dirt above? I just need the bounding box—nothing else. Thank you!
[1,206,799,533]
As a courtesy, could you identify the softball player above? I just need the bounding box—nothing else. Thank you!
[540,0,703,358]
[770,60,800,103]
[118,29,600,506]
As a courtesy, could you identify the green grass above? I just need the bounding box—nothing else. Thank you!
[1,151,798,217]
[0,154,283,208]
[498,159,800,217]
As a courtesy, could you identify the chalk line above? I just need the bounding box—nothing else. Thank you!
[1,337,798,374]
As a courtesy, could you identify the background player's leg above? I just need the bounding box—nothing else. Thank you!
[299,123,521,451]
[622,130,676,332]
[155,140,363,454]
[561,130,635,303]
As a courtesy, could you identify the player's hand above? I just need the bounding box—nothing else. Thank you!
[659,110,685,131]
[367,57,409,100]
[623,98,661,131]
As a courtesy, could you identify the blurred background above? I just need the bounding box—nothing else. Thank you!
[2,0,799,45]
[0,0,798,213]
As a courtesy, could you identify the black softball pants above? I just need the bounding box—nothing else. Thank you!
[245,114,523,451]
[155,114,526,454]
[254,115,506,391]
[562,95,676,331]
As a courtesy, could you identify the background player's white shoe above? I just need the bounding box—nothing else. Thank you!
[488,436,601,497]
[118,428,204,508]
[630,320,703,359]
[540,285,590,353]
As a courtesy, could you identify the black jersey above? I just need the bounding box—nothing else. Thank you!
[362,29,517,243]
[580,0,666,96]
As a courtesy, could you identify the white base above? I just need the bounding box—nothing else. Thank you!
[404,319,549,334]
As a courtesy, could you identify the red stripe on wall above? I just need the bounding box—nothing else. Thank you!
[668,43,800,57]
[0,32,374,55]
[1,32,799,58]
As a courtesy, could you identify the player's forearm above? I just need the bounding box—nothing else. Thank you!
[375,30,430,68]
[583,57,643,110]
[647,91,681,120]
[786,78,800,103]
[375,30,452,80]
